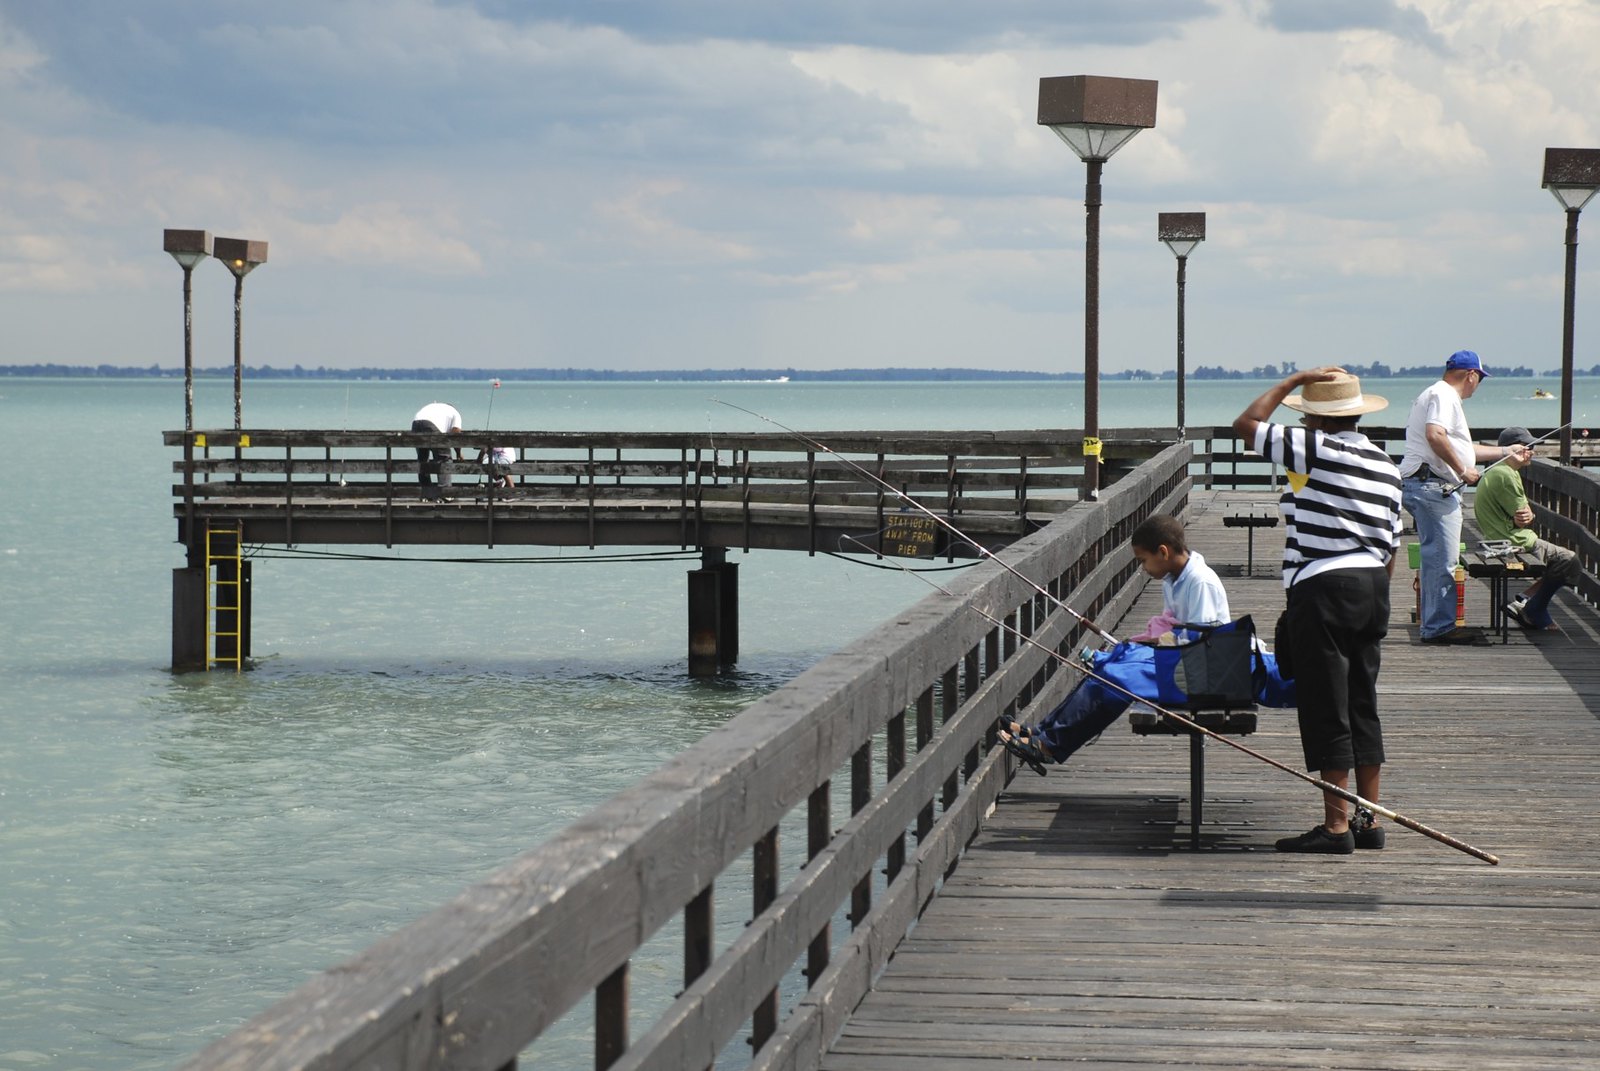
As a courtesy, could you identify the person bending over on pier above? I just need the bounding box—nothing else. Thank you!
[1473,426,1569,630]
[477,444,517,491]
[411,402,463,502]
[996,515,1232,770]
[1235,367,1403,854]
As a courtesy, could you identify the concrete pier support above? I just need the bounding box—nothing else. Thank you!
[172,565,207,673]
[171,531,253,672]
[688,547,739,677]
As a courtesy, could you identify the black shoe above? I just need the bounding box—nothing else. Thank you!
[1420,626,1490,646]
[1275,825,1354,854]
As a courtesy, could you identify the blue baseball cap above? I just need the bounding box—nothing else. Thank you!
[1445,350,1491,376]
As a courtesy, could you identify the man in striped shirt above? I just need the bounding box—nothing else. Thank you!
[1234,367,1404,854]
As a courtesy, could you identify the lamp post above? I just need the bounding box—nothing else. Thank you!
[212,237,268,431]
[163,229,212,431]
[1158,212,1205,436]
[1038,75,1158,499]
[1541,148,1600,464]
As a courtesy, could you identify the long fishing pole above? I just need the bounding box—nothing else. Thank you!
[480,378,502,493]
[338,383,351,487]
[1441,421,1571,495]
[714,399,1120,645]
[837,530,1500,866]
[719,398,1499,862]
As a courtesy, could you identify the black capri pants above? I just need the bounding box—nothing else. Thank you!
[1284,566,1390,771]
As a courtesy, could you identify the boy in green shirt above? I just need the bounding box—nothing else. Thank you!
[1472,426,1580,629]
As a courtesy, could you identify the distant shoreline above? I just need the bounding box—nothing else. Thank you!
[0,362,1586,381]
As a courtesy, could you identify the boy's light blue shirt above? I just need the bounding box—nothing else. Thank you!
[1163,550,1230,628]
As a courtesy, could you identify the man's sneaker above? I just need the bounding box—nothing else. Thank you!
[1274,825,1355,854]
[1504,599,1534,629]
[1420,626,1491,646]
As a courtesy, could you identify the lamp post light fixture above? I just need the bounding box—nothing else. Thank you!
[1158,212,1205,436]
[212,237,268,432]
[163,229,213,432]
[1541,148,1600,463]
[1039,75,1158,499]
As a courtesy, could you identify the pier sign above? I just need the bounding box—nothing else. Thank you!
[884,515,939,558]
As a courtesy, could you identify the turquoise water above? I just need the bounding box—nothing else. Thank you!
[0,374,1590,1069]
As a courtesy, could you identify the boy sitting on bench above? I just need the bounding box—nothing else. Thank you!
[998,514,1231,771]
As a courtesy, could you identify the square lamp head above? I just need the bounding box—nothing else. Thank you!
[163,229,213,270]
[213,237,269,279]
[1038,75,1158,162]
[1158,211,1206,259]
[1542,148,1600,212]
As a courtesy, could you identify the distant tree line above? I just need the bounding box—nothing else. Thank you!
[0,361,1582,380]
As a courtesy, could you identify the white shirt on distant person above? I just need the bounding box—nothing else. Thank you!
[413,402,462,432]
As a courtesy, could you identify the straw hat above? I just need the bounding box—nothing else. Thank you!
[1283,371,1388,416]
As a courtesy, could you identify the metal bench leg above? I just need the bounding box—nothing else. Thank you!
[1189,730,1204,850]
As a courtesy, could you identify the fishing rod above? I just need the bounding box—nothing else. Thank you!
[337,383,351,487]
[486,377,501,430]
[480,378,502,493]
[1441,421,1571,495]
[714,399,1120,646]
[715,398,1500,862]
[837,530,1501,866]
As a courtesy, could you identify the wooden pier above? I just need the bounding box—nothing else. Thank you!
[174,442,1600,1071]
[163,425,1207,673]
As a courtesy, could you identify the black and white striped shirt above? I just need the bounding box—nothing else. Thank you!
[1253,423,1403,587]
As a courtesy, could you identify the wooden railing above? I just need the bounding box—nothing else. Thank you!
[1524,458,1600,609]
[176,443,1193,1071]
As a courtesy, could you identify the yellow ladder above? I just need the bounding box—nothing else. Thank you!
[206,522,244,672]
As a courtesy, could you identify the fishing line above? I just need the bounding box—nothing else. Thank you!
[243,545,700,566]
[820,548,979,574]
[714,398,1120,645]
[834,532,1498,865]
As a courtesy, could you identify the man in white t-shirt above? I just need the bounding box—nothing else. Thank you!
[411,402,463,501]
[1397,351,1512,645]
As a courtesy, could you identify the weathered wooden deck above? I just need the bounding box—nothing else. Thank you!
[824,489,1600,1070]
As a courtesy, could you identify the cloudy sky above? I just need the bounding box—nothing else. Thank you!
[2,0,1598,373]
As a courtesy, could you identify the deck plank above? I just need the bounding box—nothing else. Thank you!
[822,489,1600,1071]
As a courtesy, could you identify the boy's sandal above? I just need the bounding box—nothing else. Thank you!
[997,728,1051,777]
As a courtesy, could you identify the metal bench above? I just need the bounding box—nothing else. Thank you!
[1127,621,1260,849]
[1223,512,1279,577]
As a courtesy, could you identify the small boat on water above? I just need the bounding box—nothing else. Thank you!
[1533,388,1555,399]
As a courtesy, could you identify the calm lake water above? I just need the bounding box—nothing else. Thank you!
[1,374,1590,1069]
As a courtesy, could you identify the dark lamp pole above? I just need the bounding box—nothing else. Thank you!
[1158,212,1205,436]
[1541,148,1600,463]
[212,237,269,432]
[163,229,213,432]
[1038,75,1158,499]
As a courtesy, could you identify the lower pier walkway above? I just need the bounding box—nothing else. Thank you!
[825,490,1600,1071]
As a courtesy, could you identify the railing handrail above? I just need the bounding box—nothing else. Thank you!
[177,443,1193,1071]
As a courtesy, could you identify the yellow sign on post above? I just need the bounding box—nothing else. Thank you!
[1082,436,1103,458]
[239,434,250,448]
[883,515,938,559]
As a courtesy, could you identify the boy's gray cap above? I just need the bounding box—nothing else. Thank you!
[1498,426,1536,447]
